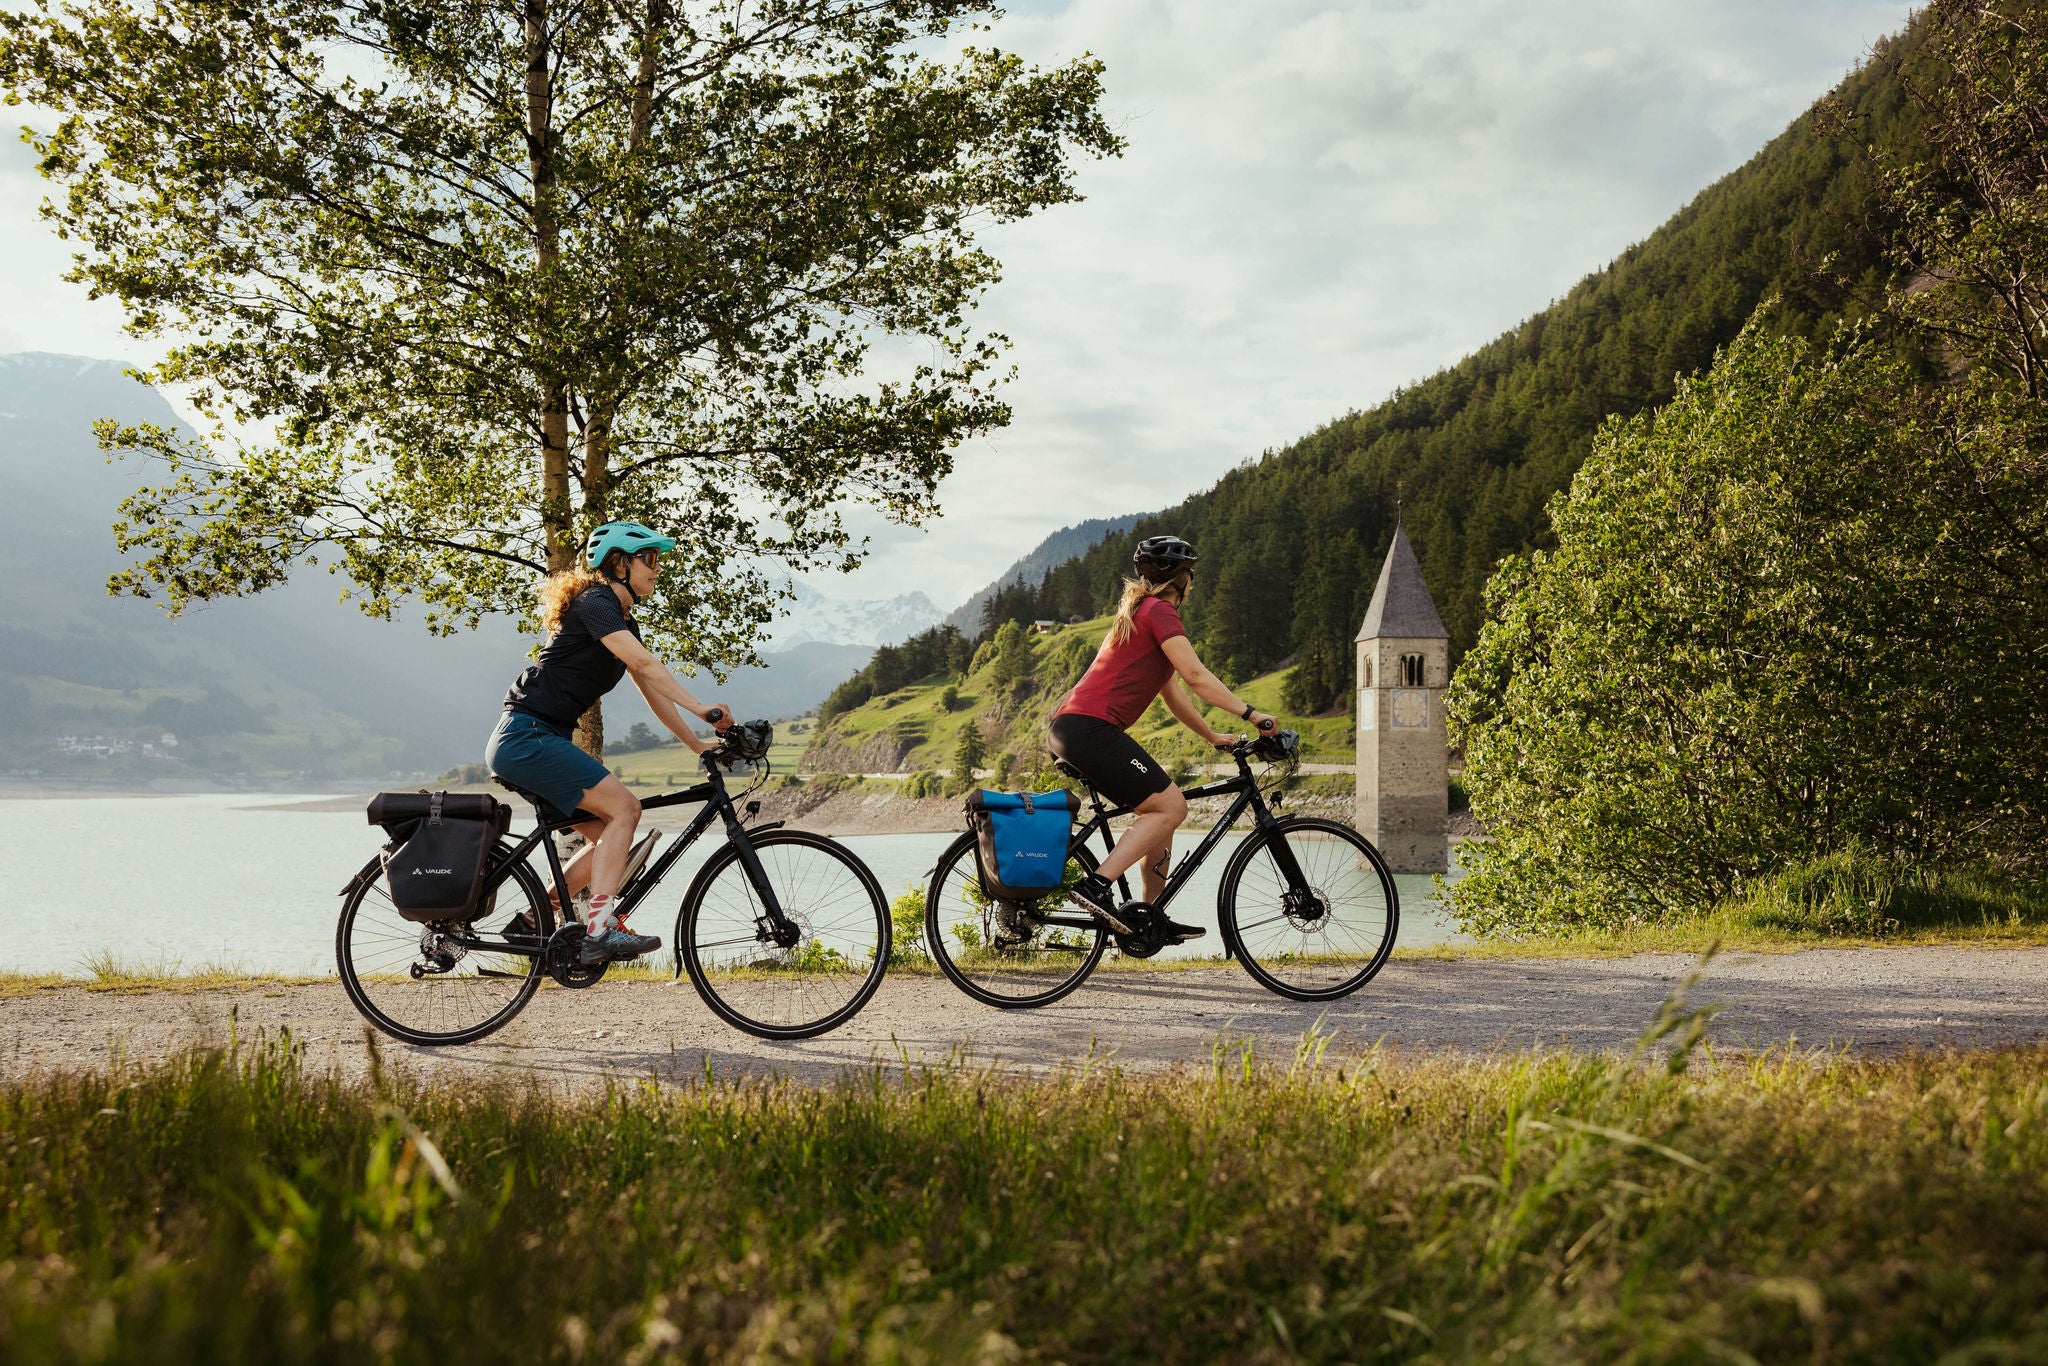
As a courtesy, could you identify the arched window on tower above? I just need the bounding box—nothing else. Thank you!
[1401,654,1425,687]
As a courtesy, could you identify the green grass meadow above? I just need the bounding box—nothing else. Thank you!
[7,993,2048,1363]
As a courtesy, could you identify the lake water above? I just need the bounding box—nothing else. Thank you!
[0,794,1467,976]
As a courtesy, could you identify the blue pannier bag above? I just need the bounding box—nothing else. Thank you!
[964,789,1075,901]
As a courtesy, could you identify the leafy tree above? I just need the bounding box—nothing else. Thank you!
[1448,318,2048,935]
[612,721,661,753]
[1848,0,2048,403]
[0,0,1120,752]
[937,684,959,712]
[986,619,1033,692]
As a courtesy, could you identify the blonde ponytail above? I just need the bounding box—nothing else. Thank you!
[1107,568,1190,647]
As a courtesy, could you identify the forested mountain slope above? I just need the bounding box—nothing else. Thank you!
[996,36,1926,714]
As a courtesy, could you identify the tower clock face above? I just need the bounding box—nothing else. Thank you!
[1391,689,1429,729]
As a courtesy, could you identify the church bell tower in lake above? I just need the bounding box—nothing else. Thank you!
[1355,525,1449,873]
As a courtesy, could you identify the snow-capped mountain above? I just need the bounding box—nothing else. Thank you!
[766,580,944,649]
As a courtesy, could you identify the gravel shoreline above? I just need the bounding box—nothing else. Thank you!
[5,946,2045,1091]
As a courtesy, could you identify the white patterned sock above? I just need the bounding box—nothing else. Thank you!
[585,893,616,936]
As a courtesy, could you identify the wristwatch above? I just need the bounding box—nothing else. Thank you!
[1239,702,1255,720]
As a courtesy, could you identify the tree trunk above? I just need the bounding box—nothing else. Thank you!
[525,0,603,758]
[564,0,666,764]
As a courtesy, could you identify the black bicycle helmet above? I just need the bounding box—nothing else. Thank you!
[1133,534,1198,580]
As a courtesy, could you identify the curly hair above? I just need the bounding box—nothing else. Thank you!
[535,551,629,634]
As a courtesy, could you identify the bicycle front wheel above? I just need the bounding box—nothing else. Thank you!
[677,829,889,1039]
[924,831,1108,1008]
[1220,818,1399,1001]
[336,843,552,1046]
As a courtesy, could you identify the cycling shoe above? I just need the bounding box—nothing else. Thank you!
[580,926,663,965]
[1066,873,1136,935]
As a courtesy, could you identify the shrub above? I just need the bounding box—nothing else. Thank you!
[1450,320,2048,936]
[888,881,927,963]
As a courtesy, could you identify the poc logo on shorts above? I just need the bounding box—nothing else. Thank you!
[1130,759,1148,772]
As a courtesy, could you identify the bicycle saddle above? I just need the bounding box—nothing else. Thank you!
[1051,757,1089,783]
[491,776,595,824]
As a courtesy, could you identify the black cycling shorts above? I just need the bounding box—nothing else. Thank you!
[1047,712,1175,810]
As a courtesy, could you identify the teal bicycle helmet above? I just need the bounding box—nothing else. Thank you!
[584,521,675,569]
[584,521,675,605]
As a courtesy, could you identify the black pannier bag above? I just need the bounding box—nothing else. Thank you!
[963,788,1076,902]
[366,790,511,923]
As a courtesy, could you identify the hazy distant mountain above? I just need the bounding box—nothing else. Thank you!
[769,580,943,649]
[0,354,881,782]
[941,512,1148,634]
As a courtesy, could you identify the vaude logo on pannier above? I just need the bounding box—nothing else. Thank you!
[412,867,455,876]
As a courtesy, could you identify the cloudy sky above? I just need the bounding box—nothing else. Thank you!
[0,0,1917,610]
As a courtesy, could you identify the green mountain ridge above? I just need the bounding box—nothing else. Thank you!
[802,616,1354,780]
[947,28,1926,713]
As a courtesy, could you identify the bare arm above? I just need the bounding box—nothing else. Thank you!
[632,673,712,753]
[599,630,732,732]
[1161,677,1229,748]
[1159,636,1275,734]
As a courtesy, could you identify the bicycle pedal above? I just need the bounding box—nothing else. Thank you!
[1067,887,1136,935]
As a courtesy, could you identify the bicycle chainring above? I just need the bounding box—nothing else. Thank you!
[1111,901,1170,959]
[544,924,608,987]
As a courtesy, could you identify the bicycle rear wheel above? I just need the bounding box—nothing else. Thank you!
[924,831,1108,1008]
[336,842,552,1046]
[1220,818,1399,1000]
[677,829,889,1039]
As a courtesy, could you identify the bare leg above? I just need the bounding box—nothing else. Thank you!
[549,819,608,909]
[1140,841,1171,904]
[568,776,642,919]
[1095,785,1188,894]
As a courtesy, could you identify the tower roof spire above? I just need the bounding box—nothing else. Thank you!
[1356,523,1448,641]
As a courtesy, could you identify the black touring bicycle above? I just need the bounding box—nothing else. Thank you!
[923,729,1401,1007]
[336,720,891,1046]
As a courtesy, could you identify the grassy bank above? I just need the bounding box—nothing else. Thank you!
[6,1003,2048,1363]
[1423,856,2048,958]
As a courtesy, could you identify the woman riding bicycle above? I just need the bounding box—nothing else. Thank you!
[486,520,733,965]
[1050,535,1275,942]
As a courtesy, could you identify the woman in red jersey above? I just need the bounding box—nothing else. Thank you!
[1048,535,1275,942]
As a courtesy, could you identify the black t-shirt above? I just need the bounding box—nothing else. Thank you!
[503,584,641,732]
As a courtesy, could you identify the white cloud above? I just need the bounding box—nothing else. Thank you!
[0,0,1917,607]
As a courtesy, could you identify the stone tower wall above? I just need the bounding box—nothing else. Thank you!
[1356,635,1449,873]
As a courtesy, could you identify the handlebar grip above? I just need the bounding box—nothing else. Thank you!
[705,707,725,724]
[1256,716,1277,732]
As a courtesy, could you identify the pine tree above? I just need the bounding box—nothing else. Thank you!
[953,721,987,785]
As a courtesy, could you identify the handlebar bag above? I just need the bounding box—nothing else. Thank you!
[964,789,1075,901]
[366,790,509,923]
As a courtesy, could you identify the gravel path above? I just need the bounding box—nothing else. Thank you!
[4,947,2044,1090]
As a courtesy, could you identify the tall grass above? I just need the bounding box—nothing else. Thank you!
[4,995,2048,1360]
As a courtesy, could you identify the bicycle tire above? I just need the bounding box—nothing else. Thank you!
[1219,817,1399,1001]
[337,840,553,1046]
[676,829,889,1040]
[924,831,1109,1009]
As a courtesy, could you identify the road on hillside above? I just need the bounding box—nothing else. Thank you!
[4,948,2044,1090]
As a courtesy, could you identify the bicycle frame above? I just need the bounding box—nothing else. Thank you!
[455,755,787,959]
[1031,751,1315,948]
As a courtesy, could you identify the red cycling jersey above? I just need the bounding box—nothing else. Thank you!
[1056,596,1188,730]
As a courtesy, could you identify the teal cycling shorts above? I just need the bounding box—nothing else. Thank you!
[485,710,608,824]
